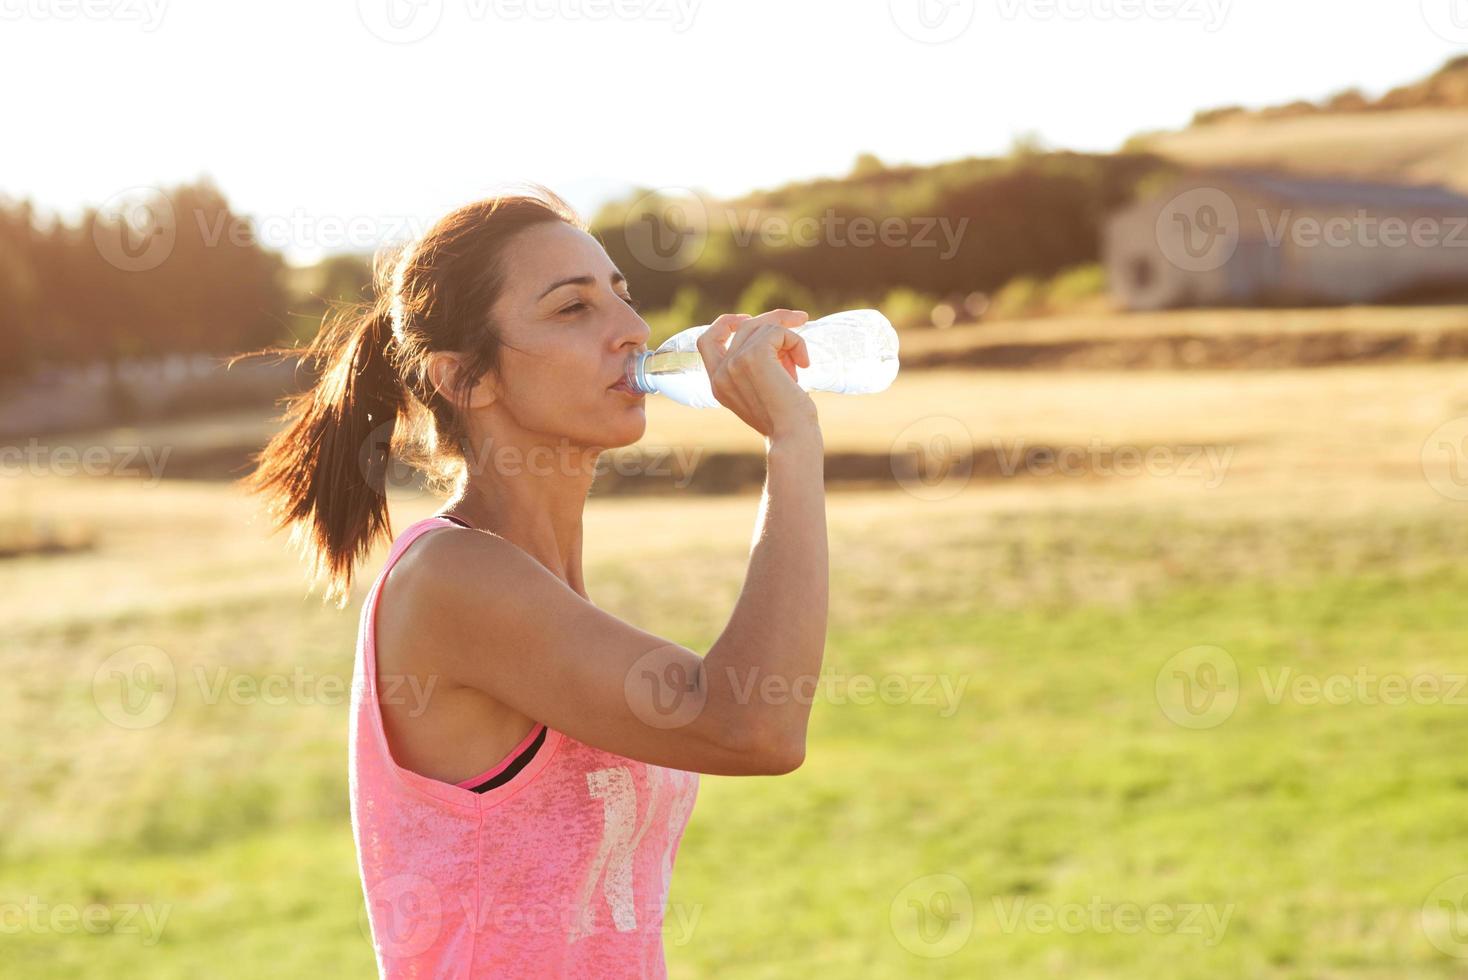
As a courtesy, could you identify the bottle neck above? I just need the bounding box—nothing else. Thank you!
[625,350,650,394]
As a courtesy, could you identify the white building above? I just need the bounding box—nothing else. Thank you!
[1104,170,1468,310]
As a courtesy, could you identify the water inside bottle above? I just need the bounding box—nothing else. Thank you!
[638,350,718,407]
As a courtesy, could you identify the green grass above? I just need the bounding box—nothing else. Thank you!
[672,563,1468,978]
[4,500,1467,977]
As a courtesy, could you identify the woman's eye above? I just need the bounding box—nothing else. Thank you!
[557,296,639,316]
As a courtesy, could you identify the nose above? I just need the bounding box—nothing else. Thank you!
[614,304,651,354]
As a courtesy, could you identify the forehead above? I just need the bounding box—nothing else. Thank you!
[499,222,617,293]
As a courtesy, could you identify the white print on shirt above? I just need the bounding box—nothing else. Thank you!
[571,766,638,940]
[659,770,697,896]
[568,765,693,943]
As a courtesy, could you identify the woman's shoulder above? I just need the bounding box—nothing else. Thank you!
[376,520,490,661]
[394,516,538,578]
[375,520,536,657]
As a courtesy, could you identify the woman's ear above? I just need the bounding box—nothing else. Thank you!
[426,351,498,410]
[463,369,498,410]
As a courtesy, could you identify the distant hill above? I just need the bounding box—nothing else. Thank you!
[1128,58,1468,193]
[1188,56,1468,122]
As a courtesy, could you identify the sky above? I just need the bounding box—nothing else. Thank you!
[2,0,1463,263]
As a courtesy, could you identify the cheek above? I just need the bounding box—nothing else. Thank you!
[498,346,602,416]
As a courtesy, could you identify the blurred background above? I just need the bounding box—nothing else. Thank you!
[5,1,1468,977]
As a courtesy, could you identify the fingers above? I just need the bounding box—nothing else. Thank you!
[757,308,809,328]
[771,329,809,380]
[726,309,808,356]
[696,313,751,373]
[700,309,809,385]
[784,334,810,373]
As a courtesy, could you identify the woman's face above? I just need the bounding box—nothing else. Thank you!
[469,221,652,454]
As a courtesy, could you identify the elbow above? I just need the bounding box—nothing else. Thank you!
[765,738,805,775]
[705,664,807,774]
[744,726,806,775]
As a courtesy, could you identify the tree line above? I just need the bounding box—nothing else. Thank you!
[0,150,1169,383]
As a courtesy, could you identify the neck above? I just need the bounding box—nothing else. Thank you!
[444,428,601,599]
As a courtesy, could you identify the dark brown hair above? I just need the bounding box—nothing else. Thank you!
[233,186,584,607]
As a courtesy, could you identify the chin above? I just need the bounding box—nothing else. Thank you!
[603,413,648,449]
[569,412,647,452]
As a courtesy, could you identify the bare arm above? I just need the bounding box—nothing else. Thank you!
[400,309,829,776]
[699,425,828,768]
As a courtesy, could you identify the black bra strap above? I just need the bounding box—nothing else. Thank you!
[466,725,549,793]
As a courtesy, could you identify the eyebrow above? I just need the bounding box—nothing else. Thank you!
[538,270,627,300]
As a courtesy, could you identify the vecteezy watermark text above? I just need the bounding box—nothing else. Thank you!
[721,665,969,718]
[991,895,1234,946]
[0,440,172,485]
[0,897,171,946]
[1260,211,1468,250]
[623,188,969,272]
[356,0,699,44]
[993,439,1234,489]
[0,0,167,30]
[995,0,1230,31]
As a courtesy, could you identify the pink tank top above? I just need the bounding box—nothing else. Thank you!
[349,516,701,978]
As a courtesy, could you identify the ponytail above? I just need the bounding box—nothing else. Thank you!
[235,298,406,607]
[235,186,584,607]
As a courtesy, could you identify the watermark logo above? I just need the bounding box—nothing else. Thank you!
[92,187,176,272]
[622,187,709,273]
[1156,644,1238,730]
[357,0,444,43]
[624,645,708,730]
[92,645,177,730]
[1422,417,1468,502]
[1421,0,1468,43]
[362,873,444,960]
[889,0,975,44]
[890,873,974,957]
[1422,874,1468,958]
[890,415,975,501]
[1155,187,1239,273]
[1159,652,1467,727]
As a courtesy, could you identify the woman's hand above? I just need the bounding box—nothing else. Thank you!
[695,309,820,440]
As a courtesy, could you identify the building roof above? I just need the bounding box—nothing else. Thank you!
[1204,168,1468,211]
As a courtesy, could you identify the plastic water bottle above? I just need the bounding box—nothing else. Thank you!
[623,309,900,408]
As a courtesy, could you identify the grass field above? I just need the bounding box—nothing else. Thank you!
[4,329,1468,976]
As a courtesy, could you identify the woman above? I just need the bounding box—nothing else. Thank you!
[241,187,829,977]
